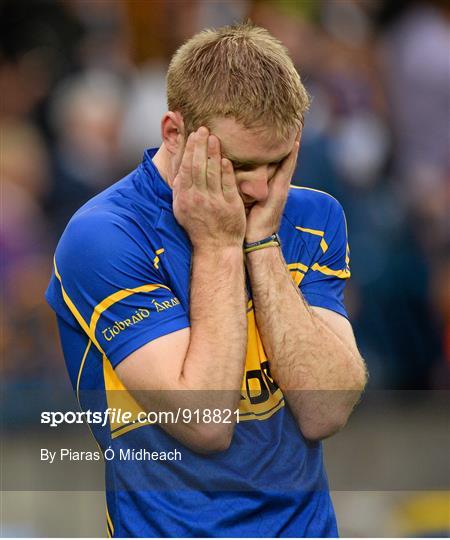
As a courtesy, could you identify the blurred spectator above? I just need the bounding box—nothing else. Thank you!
[1,122,50,282]
[0,0,84,121]
[380,1,450,254]
[46,70,126,233]
[1,121,59,381]
[66,0,132,74]
[119,62,168,166]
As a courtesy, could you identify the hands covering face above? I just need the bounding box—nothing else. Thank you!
[172,127,246,251]
[172,126,300,249]
[244,135,300,243]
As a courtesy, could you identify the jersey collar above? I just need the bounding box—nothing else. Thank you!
[142,148,173,207]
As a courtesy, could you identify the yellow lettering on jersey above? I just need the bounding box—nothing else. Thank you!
[238,305,285,422]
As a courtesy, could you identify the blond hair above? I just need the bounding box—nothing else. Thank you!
[167,22,310,140]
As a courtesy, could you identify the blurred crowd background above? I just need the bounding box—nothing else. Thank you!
[1,0,449,536]
[1,0,449,390]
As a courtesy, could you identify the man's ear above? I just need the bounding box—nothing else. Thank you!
[161,111,185,154]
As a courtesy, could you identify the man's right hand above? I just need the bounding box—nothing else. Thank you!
[172,127,246,250]
[116,127,248,454]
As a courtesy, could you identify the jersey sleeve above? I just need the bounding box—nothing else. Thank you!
[300,199,351,318]
[46,208,190,367]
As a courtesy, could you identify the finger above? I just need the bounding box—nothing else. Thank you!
[206,135,221,193]
[274,140,300,190]
[267,141,300,204]
[176,133,195,191]
[286,140,300,178]
[283,140,300,174]
[221,158,239,202]
[191,127,209,191]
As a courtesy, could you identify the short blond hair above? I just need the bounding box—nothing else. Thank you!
[167,22,310,140]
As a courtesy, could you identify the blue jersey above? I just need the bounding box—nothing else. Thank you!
[46,149,350,537]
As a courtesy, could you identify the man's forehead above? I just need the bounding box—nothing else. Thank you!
[209,117,297,165]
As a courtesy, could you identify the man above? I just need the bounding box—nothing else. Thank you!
[46,23,367,537]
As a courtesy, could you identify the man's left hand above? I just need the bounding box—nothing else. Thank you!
[245,140,300,243]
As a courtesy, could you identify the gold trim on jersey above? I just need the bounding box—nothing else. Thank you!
[106,503,114,537]
[76,339,92,403]
[287,262,308,286]
[54,258,102,351]
[289,184,341,204]
[153,248,165,269]
[295,226,329,253]
[54,259,168,437]
[289,186,351,278]
[311,262,351,279]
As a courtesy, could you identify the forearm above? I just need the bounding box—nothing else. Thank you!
[246,246,366,440]
[181,246,247,405]
[132,247,247,453]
